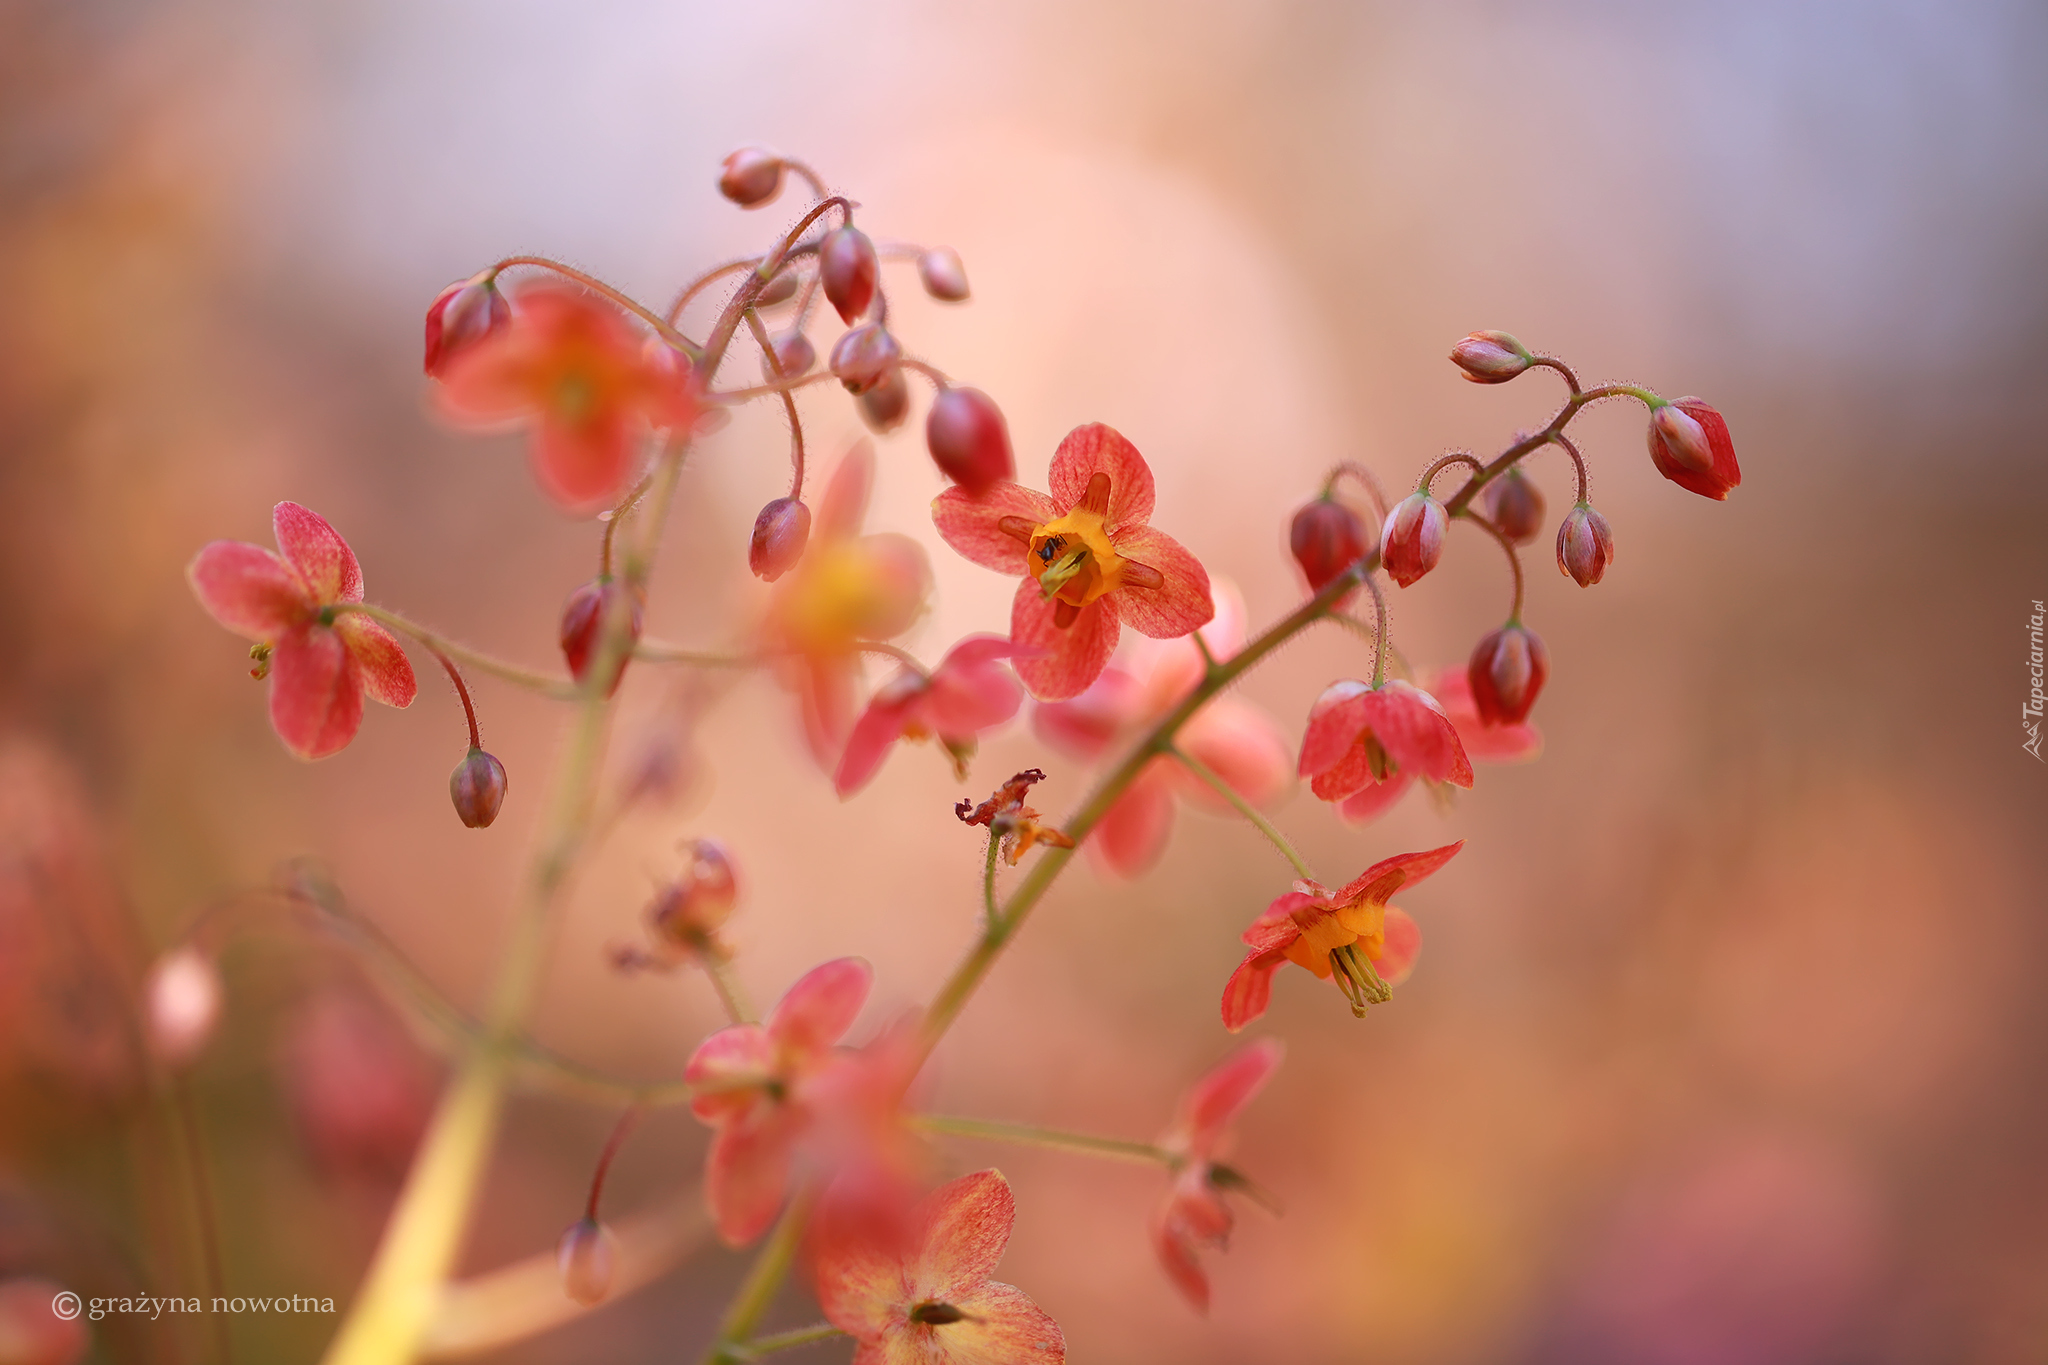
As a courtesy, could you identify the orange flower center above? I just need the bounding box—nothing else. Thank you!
[1028,503,1125,610]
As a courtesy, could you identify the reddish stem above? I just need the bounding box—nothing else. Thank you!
[743,307,806,499]
[699,197,854,379]
[430,648,483,750]
[1460,510,1525,622]
[584,1106,641,1222]
[1418,451,1485,496]
[1556,431,1591,504]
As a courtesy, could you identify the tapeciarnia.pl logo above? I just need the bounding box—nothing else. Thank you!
[2026,599,2044,761]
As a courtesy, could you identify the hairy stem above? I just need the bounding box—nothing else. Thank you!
[914,1114,1176,1168]
[1441,382,1660,518]
[1168,745,1314,883]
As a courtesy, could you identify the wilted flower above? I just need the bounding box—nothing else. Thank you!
[955,769,1077,865]
[1153,1039,1282,1311]
[835,636,1028,796]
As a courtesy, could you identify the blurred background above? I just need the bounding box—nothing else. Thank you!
[3,0,2046,1361]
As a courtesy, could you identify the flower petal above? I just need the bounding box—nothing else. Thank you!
[1090,761,1177,878]
[334,615,416,708]
[1432,669,1543,763]
[1176,1037,1284,1151]
[933,1278,1067,1364]
[531,411,640,513]
[835,681,923,797]
[1365,681,1474,789]
[1152,1208,1213,1313]
[922,649,1025,739]
[1009,581,1118,702]
[1307,738,1376,804]
[685,1024,776,1122]
[187,541,311,640]
[795,656,860,772]
[812,1212,911,1342]
[1337,773,1413,824]
[1047,423,1154,531]
[1297,681,1371,779]
[1175,699,1291,814]
[273,502,363,604]
[705,1110,800,1245]
[1220,948,1287,1033]
[766,957,873,1060]
[1331,840,1466,908]
[932,482,1058,575]
[1376,905,1422,986]
[818,441,876,541]
[1110,525,1211,640]
[268,627,363,760]
[1030,666,1143,761]
[911,1169,1017,1301]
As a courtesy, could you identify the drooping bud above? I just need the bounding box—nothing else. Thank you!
[924,386,1013,495]
[449,748,509,828]
[1468,624,1550,725]
[0,1278,89,1365]
[748,497,811,581]
[858,366,911,433]
[1378,491,1448,588]
[819,226,879,324]
[559,578,645,697]
[556,1217,618,1306]
[1484,466,1545,544]
[423,271,509,378]
[1448,331,1532,384]
[1556,503,1615,587]
[1646,397,1741,500]
[649,838,740,951]
[917,247,970,301]
[1289,497,1370,592]
[755,268,800,308]
[761,329,815,382]
[828,323,900,395]
[144,947,221,1068]
[717,147,785,209]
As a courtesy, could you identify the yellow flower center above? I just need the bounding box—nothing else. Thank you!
[1028,504,1125,609]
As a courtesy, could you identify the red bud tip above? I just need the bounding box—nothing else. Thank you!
[917,246,970,301]
[828,322,901,395]
[1646,398,1741,500]
[858,366,911,433]
[556,1217,618,1306]
[145,947,222,1067]
[1484,466,1545,544]
[423,271,509,378]
[650,837,740,948]
[1449,330,1531,384]
[761,329,816,382]
[1289,497,1369,591]
[819,226,879,324]
[559,578,645,697]
[1378,491,1448,588]
[449,748,509,828]
[925,386,1014,494]
[755,268,800,308]
[1556,503,1615,586]
[1468,624,1550,725]
[717,147,785,209]
[749,497,812,581]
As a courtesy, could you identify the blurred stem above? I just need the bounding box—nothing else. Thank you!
[709,371,839,405]
[704,1191,816,1365]
[704,953,756,1027]
[332,603,574,698]
[914,1114,1175,1168]
[491,255,700,358]
[742,306,806,499]
[163,1084,234,1365]
[1458,510,1524,622]
[735,1323,845,1359]
[1166,745,1314,883]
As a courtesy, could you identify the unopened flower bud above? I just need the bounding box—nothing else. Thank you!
[449,747,508,828]
[1556,503,1615,586]
[1468,623,1550,725]
[820,226,879,325]
[1484,466,1545,544]
[556,1217,618,1306]
[1449,330,1532,384]
[761,329,815,382]
[649,838,739,950]
[1289,497,1369,591]
[828,323,900,395]
[717,147,785,209]
[748,497,811,581]
[925,386,1013,494]
[145,947,221,1068]
[423,271,509,378]
[858,366,911,433]
[755,268,799,308]
[559,578,644,697]
[1646,397,1741,500]
[917,247,970,301]
[1378,491,1448,588]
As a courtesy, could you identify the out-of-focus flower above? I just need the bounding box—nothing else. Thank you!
[423,271,510,378]
[835,636,1028,797]
[1448,330,1532,384]
[143,947,221,1067]
[1298,677,1472,815]
[1557,502,1616,587]
[955,769,1076,865]
[434,286,699,512]
[0,1278,89,1365]
[1034,586,1290,876]
[1221,842,1463,1029]
[1320,669,1539,824]
[933,423,1212,701]
[765,444,933,769]
[1378,490,1448,588]
[278,989,437,1178]
[187,502,417,760]
[718,147,785,208]
[556,1217,619,1305]
[1152,1038,1283,1311]
[1646,398,1741,500]
[812,1169,1066,1365]
[1484,466,1545,544]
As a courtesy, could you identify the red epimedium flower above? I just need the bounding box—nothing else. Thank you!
[1297,678,1473,817]
[813,1169,1067,1365]
[1221,842,1463,1030]
[188,502,417,760]
[1153,1038,1283,1312]
[933,423,1213,701]
[834,635,1029,796]
[433,284,699,513]
[1328,668,1539,824]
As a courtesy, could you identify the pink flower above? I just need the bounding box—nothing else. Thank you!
[766,445,934,770]
[933,423,1213,701]
[187,502,417,759]
[1152,1038,1283,1311]
[835,636,1029,796]
[813,1169,1066,1365]
[1221,842,1463,1030]
[1323,669,1540,824]
[1296,677,1474,822]
[1033,586,1290,876]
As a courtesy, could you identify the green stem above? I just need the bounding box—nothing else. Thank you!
[164,1084,234,1365]
[330,603,574,698]
[981,831,1000,927]
[704,954,757,1027]
[734,1323,846,1359]
[1167,745,1314,883]
[704,1192,816,1365]
[914,1114,1176,1168]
